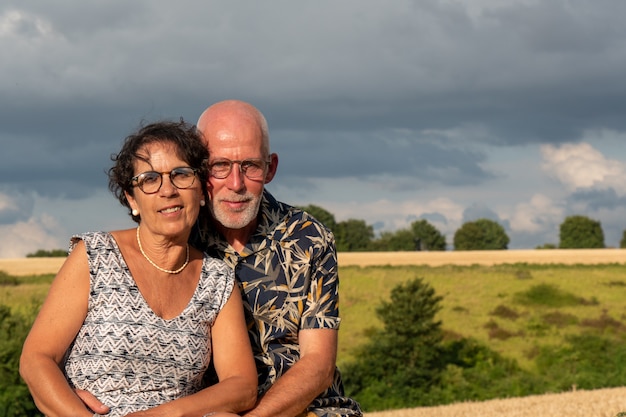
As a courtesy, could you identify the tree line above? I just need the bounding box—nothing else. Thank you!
[26,209,626,258]
[299,205,626,251]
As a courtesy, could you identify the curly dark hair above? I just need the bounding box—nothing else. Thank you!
[108,119,208,223]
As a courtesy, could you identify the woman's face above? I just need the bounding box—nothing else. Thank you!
[125,141,202,241]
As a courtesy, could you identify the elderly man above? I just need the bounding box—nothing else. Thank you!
[79,100,362,417]
[193,100,361,417]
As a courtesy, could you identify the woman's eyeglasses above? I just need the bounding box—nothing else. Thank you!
[132,167,198,194]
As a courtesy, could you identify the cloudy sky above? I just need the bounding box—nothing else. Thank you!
[2,0,626,257]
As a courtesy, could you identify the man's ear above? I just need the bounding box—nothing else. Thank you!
[264,153,279,184]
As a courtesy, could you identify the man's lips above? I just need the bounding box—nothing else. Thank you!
[220,198,250,210]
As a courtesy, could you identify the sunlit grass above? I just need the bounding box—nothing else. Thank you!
[0,273,53,314]
[338,263,626,370]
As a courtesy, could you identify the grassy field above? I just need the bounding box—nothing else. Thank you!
[337,262,626,369]
[2,250,626,417]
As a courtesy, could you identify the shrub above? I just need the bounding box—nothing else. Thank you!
[535,334,626,391]
[490,305,520,320]
[513,283,594,308]
[0,304,41,416]
[0,271,19,286]
[542,311,579,328]
[343,277,444,410]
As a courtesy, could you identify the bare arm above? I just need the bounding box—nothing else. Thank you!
[19,241,97,417]
[243,328,338,417]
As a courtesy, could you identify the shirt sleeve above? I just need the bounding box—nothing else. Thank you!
[300,225,341,330]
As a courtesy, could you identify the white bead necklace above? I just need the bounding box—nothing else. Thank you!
[136,225,189,274]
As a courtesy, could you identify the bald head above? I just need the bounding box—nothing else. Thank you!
[197,100,270,156]
[196,100,278,239]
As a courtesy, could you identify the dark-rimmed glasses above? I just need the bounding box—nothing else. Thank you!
[132,167,198,194]
[208,158,269,180]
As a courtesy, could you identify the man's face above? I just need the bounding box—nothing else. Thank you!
[205,120,272,231]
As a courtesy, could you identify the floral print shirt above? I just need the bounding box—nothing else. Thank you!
[193,190,362,417]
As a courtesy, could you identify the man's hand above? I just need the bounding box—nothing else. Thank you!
[74,389,111,415]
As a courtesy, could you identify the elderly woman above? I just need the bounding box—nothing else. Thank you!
[20,120,257,417]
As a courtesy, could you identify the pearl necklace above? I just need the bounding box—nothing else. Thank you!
[136,225,189,274]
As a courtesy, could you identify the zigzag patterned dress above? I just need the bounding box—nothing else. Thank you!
[63,231,234,416]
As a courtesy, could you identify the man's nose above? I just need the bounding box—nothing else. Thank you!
[225,163,245,191]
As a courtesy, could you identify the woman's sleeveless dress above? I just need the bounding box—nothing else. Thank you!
[63,231,234,416]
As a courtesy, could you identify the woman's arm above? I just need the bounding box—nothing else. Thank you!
[19,241,98,417]
[123,284,258,417]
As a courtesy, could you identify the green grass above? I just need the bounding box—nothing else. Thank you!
[5,264,626,374]
[0,272,53,315]
[337,263,626,370]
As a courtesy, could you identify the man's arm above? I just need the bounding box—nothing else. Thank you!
[243,328,337,417]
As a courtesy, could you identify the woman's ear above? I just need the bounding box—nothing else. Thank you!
[125,191,138,214]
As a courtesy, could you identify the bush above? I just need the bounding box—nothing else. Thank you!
[343,279,540,411]
[429,338,544,404]
[535,334,626,390]
[513,283,596,307]
[0,271,19,286]
[0,304,41,416]
[343,277,444,409]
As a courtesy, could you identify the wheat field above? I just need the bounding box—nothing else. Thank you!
[2,249,626,417]
[2,248,624,276]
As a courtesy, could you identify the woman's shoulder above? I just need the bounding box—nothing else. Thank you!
[200,251,233,275]
[69,231,114,252]
[199,252,235,291]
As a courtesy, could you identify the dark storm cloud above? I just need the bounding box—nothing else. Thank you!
[2,0,626,198]
[272,129,496,187]
[0,188,33,224]
[567,189,626,212]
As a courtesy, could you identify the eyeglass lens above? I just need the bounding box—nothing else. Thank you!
[133,167,197,194]
[209,159,267,179]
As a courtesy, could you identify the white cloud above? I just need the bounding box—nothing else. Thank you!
[507,193,564,234]
[541,142,626,194]
[329,197,465,239]
[0,9,54,38]
[0,215,64,258]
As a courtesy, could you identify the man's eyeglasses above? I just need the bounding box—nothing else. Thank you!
[208,158,269,180]
[132,167,198,194]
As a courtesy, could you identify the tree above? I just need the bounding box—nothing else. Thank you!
[620,229,626,249]
[297,204,337,231]
[536,243,557,249]
[26,249,68,258]
[559,215,605,249]
[370,229,415,251]
[343,278,444,409]
[453,218,509,250]
[335,219,374,252]
[411,220,446,251]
